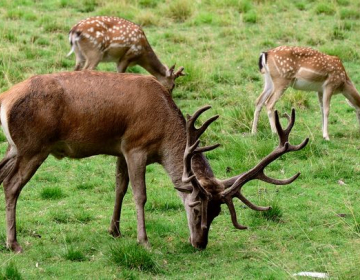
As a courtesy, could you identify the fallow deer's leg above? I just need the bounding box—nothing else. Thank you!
[252,71,274,134]
[3,153,47,253]
[116,50,140,73]
[73,43,86,71]
[322,86,334,140]
[342,80,360,130]
[265,79,290,133]
[116,59,130,73]
[125,151,148,246]
[109,156,129,237]
[317,91,325,133]
[80,45,103,70]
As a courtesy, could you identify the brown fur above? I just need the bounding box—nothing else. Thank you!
[0,70,217,252]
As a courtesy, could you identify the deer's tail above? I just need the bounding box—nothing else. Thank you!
[258,52,268,73]
[67,31,81,57]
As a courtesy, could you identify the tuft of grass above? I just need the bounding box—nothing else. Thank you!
[260,201,283,222]
[77,0,97,13]
[315,3,336,15]
[340,8,360,19]
[135,10,160,27]
[76,182,95,190]
[109,240,160,273]
[64,247,87,262]
[238,0,253,13]
[51,211,71,224]
[40,187,65,200]
[166,0,194,22]
[74,211,93,223]
[243,10,258,23]
[294,1,307,11]
[1,262,23,280]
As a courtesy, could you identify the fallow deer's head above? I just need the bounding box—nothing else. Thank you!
[159,64,185,93]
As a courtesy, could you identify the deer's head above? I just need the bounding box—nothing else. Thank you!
[158,64,185,93]
[177,106,308,249]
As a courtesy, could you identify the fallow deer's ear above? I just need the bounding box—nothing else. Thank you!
[169,64,176,72]
[166,64,176,77]
[174,67,185,79]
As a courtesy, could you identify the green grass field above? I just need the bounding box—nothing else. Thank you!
[1,0,360,279]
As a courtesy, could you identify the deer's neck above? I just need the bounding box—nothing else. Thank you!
[141,46,168,79]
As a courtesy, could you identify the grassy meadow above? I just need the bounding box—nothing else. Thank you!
[1,0,360,279]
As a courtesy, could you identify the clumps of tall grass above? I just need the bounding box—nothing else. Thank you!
[282,91,310,110]
[340,8,360,19]
[0,262,23,280]
[50,210,93,224]
[63,247,87,262]
[251,199,283,223]
[40,186,65,200]
[165,0,194,22]
[77,0,98,13]
[109,240,160,273]
[135,10,160,27]
[314,3,336,15]
[243,10,258,24]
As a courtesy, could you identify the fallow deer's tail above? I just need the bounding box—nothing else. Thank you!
[67,31,81,57]
[258,52,268,73]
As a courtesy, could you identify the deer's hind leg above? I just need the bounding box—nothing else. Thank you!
[3,152,48,253]
[109,155,129,237]
[265,78,291,133]
[252,71,274,134]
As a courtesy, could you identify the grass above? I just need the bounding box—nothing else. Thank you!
[0,0,360,279]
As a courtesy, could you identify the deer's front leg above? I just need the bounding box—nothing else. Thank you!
[322,88,333,141]
[109,156,129,237]
[126,151,149,246]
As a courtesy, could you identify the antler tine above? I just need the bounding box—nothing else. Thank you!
[275,108,296,146]
[234,192,271,211]
[223,197,248,229]
[275,109,309,152]
[182,106,220,194]
[220,109,308,230]
[256,171,300,185]
[187,106,219,142]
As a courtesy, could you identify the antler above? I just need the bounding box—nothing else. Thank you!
[221,109,308,230]
[181,105,219,229]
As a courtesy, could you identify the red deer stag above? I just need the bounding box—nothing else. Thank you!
[252,46,360,140]
[67,16,184,92]
[0,70,308,253]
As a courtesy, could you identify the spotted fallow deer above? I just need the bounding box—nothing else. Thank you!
[0,70,308,253]
[252,46,360,140]
[67,16,185,92]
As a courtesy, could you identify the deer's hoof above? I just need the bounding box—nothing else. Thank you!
[8,242,23,253]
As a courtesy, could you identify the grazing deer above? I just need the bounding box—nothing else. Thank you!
[67,16,185,92]
[252,46,360,140]
[0,70,308,252]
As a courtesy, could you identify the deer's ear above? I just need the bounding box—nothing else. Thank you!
[174,67,185,79]
[166,65,176,77]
